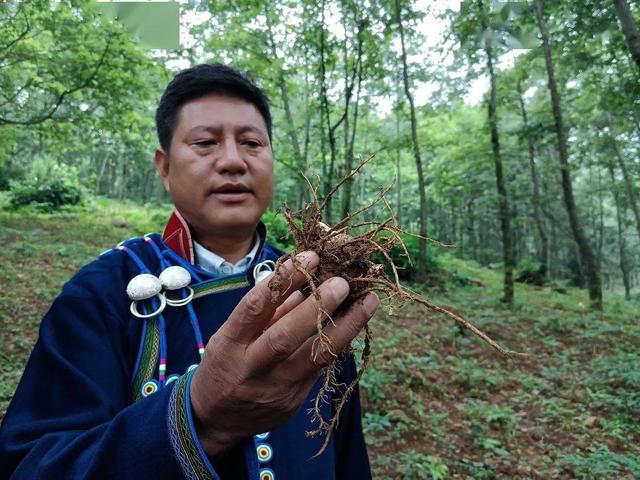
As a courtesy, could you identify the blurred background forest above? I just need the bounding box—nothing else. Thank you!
[1,1,640,478]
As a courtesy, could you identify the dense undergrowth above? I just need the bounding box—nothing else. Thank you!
[0,198,638,479]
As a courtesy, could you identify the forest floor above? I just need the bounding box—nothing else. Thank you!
[0,198,639,479]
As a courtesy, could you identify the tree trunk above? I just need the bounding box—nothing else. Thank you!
[597,167,605,266]
[479,0,514,303]
[395,0,428,279]
[534,0,603,309]
[264,8,305,207]
[318,0,335,222]
[467,199,477,258]
[341,24,364,220]
[319,2,362,223]
[96,151,110,195]
[517,78,548,279]
[300,63,312,210]
[607,112,640,240]
[607,161,632,300]
[395,95,402,225]
[613,0,640,69]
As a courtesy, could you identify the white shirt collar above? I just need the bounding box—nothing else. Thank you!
[194,234,260,276]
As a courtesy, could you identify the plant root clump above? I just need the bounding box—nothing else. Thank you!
[268,155,521,455]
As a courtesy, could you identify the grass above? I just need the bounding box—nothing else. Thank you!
[1,199,639,479]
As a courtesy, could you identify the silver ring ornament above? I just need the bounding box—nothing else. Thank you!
[159,266,194,307]
[253,260,276,284]
[127,273,166,319]
[130,294,166,319]
[164,287,194,307]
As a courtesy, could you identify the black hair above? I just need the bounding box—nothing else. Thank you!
[155,63,272,152]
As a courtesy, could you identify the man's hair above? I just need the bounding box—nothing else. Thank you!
[155,63,272,152]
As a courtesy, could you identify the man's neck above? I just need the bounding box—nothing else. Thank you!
[194,232,255,265]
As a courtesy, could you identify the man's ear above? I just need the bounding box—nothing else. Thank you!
[154,148,171,192]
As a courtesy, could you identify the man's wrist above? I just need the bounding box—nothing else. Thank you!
[189,368,239,457]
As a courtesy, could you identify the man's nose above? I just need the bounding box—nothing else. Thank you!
[215,138,247,174]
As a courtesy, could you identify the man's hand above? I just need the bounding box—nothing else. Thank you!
[189,251,379,457]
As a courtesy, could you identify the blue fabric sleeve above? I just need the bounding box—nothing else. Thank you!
[0,289,217,479]
[332,354,372,480]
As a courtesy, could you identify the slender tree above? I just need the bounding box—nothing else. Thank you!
[607,159,632,300]
[606,112,640,240]
[534,0,603,309]
[395,0,428,279]
[612,0,640,69]
[264,5,305,209]
[517,77,548,279]
[478,0,514,303]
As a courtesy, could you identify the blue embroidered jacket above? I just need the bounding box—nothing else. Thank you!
[0,230,371,479]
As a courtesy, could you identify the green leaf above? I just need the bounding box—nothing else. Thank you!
[500,4,510,23]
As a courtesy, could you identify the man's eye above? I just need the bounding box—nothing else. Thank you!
[195,140,216,147]
[243,140,261,148]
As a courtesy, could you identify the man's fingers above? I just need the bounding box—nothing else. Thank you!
[265,290,305,330]
[247,277,350,370]
[284,293,379,378]
[218,252,319,343]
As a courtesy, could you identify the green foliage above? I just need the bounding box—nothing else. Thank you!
[359,364,397,412]
[396,451,450,480]
[467,400,518,431]
[588,353,640,419]
[8,159,84,212]
[373,451,451,480]
[261,210,295,252]
[560,445,640,479]
[362,411,393,436]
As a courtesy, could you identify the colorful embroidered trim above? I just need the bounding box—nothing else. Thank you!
[167,369,217,480]
[192,275,249,300]
[131,317,160,402]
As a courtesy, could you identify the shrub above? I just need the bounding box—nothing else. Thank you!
[515,258,546,286]
[561,445,640,479]
[261,210,295,252]
[8,159,84,212]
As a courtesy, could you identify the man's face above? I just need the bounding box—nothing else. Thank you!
[155,95,274,241]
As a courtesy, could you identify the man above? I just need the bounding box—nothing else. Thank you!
[0,64,377,479]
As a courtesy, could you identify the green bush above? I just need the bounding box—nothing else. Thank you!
[561,445,640,479]
[262,210,295,252]
[396,451,450,480]
[8,159,84,212]
[515,258,546,286]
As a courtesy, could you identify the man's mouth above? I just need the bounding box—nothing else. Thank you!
[211,183,252,202]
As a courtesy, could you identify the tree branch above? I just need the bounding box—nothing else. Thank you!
[0,33,115,126]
